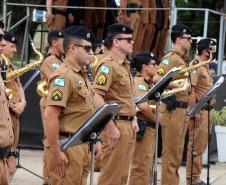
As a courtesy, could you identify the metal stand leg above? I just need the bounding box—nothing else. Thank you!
[207,101,211,185]
[153,92,160,185]
[190,117,196,185]
[89,132,97,185]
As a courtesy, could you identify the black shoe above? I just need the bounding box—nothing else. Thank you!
[193,181,207,185]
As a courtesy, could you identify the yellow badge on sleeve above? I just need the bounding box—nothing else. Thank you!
[51,89,63,101]
[157,67,165,75]
[96,74,107,85]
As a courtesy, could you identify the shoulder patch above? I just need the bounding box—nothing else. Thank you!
[53,78,65,87]
[96,74,107,86]
[52,63,60,69]
[138,84,147,91]
[162,59,170,65]
[157,67,165,75]
[51,89,63,101]
[100,66,110,74]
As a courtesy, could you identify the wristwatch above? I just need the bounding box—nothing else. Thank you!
[8,151,19,158]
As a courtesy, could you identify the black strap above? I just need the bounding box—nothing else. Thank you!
[114,115,134,121]
[0,147,10,159]
[59,132,72,138]
[53,9,67,16]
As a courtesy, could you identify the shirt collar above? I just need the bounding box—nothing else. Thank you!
[64,58,82,73]
[106,50,128,65]
[173,47,186,58]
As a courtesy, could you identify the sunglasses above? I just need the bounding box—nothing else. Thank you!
[0,34,4,41]
[115,37,134,44]
[180,36,192,41]
[74,44,92,53]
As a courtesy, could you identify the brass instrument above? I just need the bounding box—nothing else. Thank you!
[37,80,48,97]
[161,78,190,99]
[161,53,213,99]
[175,54,212,79]
[5,41,44,83]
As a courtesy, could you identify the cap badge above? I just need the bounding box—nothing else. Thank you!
[86,33,90,38]
[59,32,62,36]
[12,37,15,42]
[122,27,126,32]
[183,29,186,33]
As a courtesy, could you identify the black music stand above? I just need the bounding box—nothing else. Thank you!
[59,103,122,185]
[135,67,181,185]
[10,70,43,181]
[187,76,225,185]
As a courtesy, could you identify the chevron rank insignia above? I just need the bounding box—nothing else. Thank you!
[53,78,65,87]
[157,67,165,75]
[52,63,60,69]
[96,74,107,85]
[100,66,110,74]
[138,84,147,91]
[51,89,63,101]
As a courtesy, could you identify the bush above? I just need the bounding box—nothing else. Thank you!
[214,107,226,126]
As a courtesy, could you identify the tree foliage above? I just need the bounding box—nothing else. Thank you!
[175,0,224,39]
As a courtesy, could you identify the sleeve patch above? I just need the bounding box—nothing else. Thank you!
[162,59,170,65]
[138,84,147,91]
[96,74,107,85]
[157,67,165,75]
[52,63,60,69]
[53,78,65,87]
[100,66,110,74]
[51,89,63,101]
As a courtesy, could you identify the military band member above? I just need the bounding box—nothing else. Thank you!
[44,25,101,185]
[46,0,68,31]
[93,23,138,185]
[2,31,26,176]
[39,29,64,185]
[129,51,157,185]
[153,23,192,185]
[186,38,216,185]
[0,21,14,185]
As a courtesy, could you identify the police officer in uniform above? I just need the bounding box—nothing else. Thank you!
[2,32,26,176]
[0,21,14,185]
[39,29,64,185]
[129,51,157,185]
[186,38,216,185]
[44,26,101,184]
[93,23,138,185]
[153,23,192,185]
[46,0,68,31]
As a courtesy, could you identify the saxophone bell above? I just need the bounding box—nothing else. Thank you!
[36,80,48,97]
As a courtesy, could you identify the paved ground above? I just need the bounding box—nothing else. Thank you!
[10,149,226,185]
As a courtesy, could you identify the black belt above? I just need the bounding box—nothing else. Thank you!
[162,99,188,109]
[127,3,143,14]
[146,120,156,129]
[202,104,213,111]
[176,101,188,109]
[114,115,134,121]
[0,147,10,159]
[53,9,67,16]
[59,132,72,138]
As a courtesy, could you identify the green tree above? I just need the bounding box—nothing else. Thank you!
[175,0,223,39]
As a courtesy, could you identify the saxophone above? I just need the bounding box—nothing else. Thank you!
[161,53,213,99]
[175,54,212,80]
[5,41,44,83]
[37,80,48,97]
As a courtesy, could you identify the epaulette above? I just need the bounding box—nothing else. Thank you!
[162,51,175,60]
